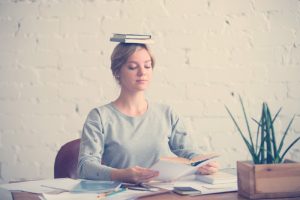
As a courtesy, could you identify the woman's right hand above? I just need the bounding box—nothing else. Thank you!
[111,166,159,184]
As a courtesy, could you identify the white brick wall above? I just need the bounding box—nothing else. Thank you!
[0,0,299,182]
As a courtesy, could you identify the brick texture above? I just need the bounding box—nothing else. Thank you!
[0,0,299,182]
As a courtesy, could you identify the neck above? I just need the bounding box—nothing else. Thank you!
[113,90,148,116]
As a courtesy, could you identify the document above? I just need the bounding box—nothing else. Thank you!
[196,171,237,184]
[0,179,66,193]
[0,178,122,194]
[42,179,121,193]
[150,155,219,182]
[42,192,100,200]
[150,179,237,195]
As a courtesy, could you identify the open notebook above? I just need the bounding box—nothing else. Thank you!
[150,155,219,182]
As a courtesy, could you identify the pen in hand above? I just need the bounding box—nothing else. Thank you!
[190,155,219,167]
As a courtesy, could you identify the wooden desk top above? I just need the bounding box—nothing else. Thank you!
[11,191,241,200]
[12,191,300,200]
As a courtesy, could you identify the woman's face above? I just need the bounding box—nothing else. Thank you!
[118,48,153,93]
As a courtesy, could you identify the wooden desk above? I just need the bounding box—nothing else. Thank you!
[12,191,241,200]
[11,191,300,200]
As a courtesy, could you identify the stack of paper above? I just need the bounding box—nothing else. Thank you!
[196,171,237,184]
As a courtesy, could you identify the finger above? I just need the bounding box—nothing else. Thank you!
[198,169,211,175]
[139,173,159,183]
[141,174,158,180]
[205,161,220,168]
[132,166,159,182]
[198,166,218,174]
[139,170,159,179]
[134,166,159,175]
[191,153,219,162]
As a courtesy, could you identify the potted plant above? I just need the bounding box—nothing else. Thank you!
[225,96,300,199]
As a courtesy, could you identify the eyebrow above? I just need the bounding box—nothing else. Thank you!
[127,60,152,64]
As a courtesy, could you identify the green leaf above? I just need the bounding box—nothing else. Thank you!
[259,110,266,164]
[279,136,300,162]
[277,115,295,155]
[239,96,255,150]
[251,117,261,126]
[257,134,268,163]
[266,104,278,160]
[254,117,261,154]
[263,103,273,164]
[225,105,256,158]
[272,107,282,124]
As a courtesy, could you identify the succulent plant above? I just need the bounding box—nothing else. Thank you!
[225,96,300,164]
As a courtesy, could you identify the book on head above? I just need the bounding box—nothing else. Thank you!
[110,33,154,44]
[112,33,151,39]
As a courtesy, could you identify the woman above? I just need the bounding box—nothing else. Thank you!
[77,42,219,183]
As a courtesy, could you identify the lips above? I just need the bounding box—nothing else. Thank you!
[136,80,147,83]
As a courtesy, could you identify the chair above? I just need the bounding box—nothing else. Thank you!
[54,139,80,179]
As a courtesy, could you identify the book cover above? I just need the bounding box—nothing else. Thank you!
[173,186,202,195]
[71,180,122,193]
[112,33,151,39]
[41,179,122,193]
[110,37,154,44]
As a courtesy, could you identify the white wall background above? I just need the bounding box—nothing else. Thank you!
[0,0,300,182]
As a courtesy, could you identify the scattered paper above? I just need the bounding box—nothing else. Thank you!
[41,179,122,193]
[149,179,237,195]
[42,192,99,200]
[0,179,66,194]
[150,155,219,182]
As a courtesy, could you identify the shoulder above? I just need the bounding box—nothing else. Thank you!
[150,102,171,112]
[149,102,179,118]
[86,103,114,121]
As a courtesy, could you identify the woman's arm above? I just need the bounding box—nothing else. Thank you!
[168,107,200,159]
[77,109,114,180]
[168,107,219,174]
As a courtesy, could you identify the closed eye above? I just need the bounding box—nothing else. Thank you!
[128,65,138,70]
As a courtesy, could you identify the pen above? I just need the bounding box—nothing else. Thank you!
[190,155,219,167]
[127,183,159,192]
[97,187,126,199]
[127,186,152,191]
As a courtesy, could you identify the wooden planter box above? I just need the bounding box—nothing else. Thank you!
[237,160,300,199]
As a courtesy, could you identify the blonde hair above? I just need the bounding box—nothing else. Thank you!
[110,43,155,82]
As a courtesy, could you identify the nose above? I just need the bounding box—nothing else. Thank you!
[137,67,146,76]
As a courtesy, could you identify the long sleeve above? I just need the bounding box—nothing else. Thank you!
[77,102,202,181]
[77,108,114,180]
[168,108,200,160]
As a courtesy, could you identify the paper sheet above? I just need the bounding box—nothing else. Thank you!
[0,179,67,194]
[149,176,237,195]
[42,192,100,200]
[150,156,218,182]
[40,178,81,191]
[41,179,121,193]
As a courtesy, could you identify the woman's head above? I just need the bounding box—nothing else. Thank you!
[110,43,155,82]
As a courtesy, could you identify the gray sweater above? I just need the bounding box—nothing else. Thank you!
[77,102,200,180]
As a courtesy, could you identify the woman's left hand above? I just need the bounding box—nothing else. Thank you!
[197,161,220,175]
